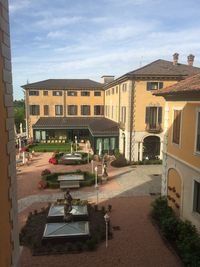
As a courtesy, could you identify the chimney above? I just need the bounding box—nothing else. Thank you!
[101,75,115,84]
[187,54,195,66]
[173,53,179,65]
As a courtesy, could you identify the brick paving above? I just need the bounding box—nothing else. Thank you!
[17,153,182,267]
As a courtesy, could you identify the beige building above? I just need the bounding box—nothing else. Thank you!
[155,72,200,231]
[104,54,200,161]
[0,0,19,266]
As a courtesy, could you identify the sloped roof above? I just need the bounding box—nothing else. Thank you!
[21,79,103,90]
[154,72,200,96]
[127,59,200,77]
[103,59,200,88]
[33,117,119,136]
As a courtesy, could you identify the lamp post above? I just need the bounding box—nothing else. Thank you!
[104,213,110,248]
[71,142,73,154]
[94,166,99,204]
[75,136,77,152]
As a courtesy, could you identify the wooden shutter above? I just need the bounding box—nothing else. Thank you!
[158,107,162,124]
[173,110,181,144]
[159,82,163,89]
[147,82,151,91]
[145,107,150,123]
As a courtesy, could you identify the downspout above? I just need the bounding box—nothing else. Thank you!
[118,84,121,122]
[129,80,135,162]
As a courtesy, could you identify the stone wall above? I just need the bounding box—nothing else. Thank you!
[0,0,19,266]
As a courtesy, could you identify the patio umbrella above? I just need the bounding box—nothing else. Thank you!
[99,141,102,157]
[20,123,23,134]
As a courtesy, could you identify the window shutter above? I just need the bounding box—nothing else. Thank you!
[75,105,77,115]
[159,82,163,89]
[147,82,151,91]
[158,107,162,123]
[145,107,150,123]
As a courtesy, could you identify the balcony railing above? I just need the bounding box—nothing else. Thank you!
[145,123,162,133]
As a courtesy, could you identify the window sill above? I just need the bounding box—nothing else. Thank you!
[191,211,200,220]
[194,151,200,157]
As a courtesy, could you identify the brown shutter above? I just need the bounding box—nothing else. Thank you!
[145,107,150,123]
[158,107,162,124]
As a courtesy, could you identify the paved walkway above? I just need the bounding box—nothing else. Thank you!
[17,153,183,267]
[17,152,162,211]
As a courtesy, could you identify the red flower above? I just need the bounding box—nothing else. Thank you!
[48,157,57,164]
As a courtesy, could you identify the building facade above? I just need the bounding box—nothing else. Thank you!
[104,55,200,161]
[23,55,200,160]
[155,73,200,231]
[0,0,19,266]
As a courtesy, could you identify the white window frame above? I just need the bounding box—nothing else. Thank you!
[171,107,183,148]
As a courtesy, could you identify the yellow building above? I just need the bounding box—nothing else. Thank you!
[0,0,19,266]
[22,79,119,154]
[155,73,200,231]
[104,54,200,161]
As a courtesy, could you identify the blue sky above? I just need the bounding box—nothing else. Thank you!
[9,0,200,99]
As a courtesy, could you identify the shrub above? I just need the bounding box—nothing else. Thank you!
[86,238,97,251]
[151,197,200,267]
[37,180,47,189]
[41,169,51,176]
[111,155,128,168]
[114,148,121,159]
[48,157,57,164]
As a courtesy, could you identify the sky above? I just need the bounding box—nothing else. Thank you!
[9,0,200,99]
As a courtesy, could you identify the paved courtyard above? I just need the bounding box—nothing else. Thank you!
[17,153,182,267]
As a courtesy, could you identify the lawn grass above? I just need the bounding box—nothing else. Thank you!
[28,143,77,152]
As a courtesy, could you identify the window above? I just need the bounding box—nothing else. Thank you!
[112,88,115,94]
[147,82,163,91]
[81,91,90,96]
[44,105,49,116]
[121,106,126,123]
[68,105,77,115]
[145,106,162,130]
[53,91,62,96]
[116,86,118,94]
[30,105,40,115]
[94,91,101,96]
[193,180,200,214]
[122,83,127,92]
[94,105,104,115]
[67,91,77,96]
[43,90,48,96]
[106,89,110,96]
[81,105,90,115]
[172,109,182,145]
[196,111,200,153]
[55,105,63,115]
[29,90,39,96]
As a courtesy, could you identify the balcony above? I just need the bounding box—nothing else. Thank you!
[145,123,162,133]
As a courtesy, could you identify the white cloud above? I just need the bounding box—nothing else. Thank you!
[36,16,83,29]
[9,0,31,13]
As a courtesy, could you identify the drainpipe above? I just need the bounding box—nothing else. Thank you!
[129,80,135,162]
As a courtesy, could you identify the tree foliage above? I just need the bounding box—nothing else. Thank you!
[14,99,25,133]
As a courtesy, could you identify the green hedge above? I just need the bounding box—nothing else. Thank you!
[135,159,162,165]
[151,197,200,267]
[28,143,80,152]
[42,170,95,188]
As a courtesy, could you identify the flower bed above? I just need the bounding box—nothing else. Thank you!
[20,204,112,255]
[49,152,92,165]
[41,170,96,189]
[151,197,200,267]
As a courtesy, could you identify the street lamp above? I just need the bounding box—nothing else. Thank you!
[94,166,99,204]
[104,213,110,248]
[75,136,77,152]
